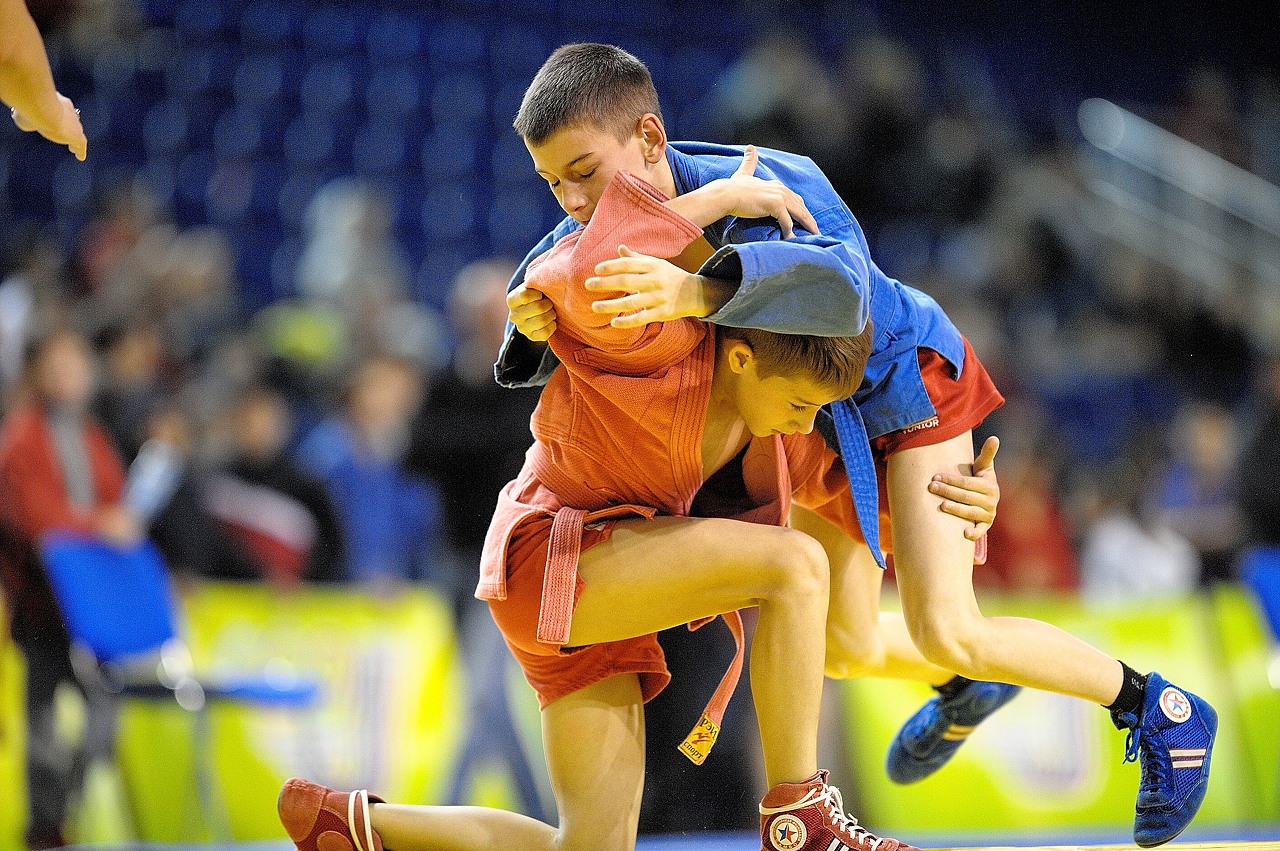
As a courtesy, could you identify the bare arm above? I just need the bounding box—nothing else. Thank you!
[0,0,86,160]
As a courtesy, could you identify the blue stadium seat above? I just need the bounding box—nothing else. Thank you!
[213,108,263,161]
[233,53,286,110]
[352,121,408,175]
[299,59,355,115]
[91,43,138,96]
[142,98,189,157]
[489,187,555,255]
[175,149,216,220]
[164,40,239,98]
[240,2,300,49]
[420,125,478,181]
[302,6,364,57]
[426,18,486,70]
[489,27,548,77]
[270,236,305,300]
[173,0,234,39]
[366,9,423,62]
[283,114,337,169]
[491,133,538,187]
[365,64,422,120]
[276,170,326,230]
[421,184,477,242]
[430,72,487,128]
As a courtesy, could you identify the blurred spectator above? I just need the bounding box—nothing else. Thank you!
[1076,443,1201,603]
[0,224,69,402]
[0,328,135,849]
[1238,356,1280,551]
[1164,65,1252,170]
[152,226,240,363]
[298,353,443,585]
[1244,71,1280,185]
[92,319,169,458]
[407,259,540,615]
[709,30,849,174]
[204,385,345,585]
[296,178,449,374]
[407,262,549,820]
[74,179,169,300]
[1152,400,1244,584]
[973,401,1079,593]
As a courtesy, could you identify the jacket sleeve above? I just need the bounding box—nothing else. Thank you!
[525,171,705,358]
[495,223,571,389]
[700,231,870,337]
[695,150,872,338]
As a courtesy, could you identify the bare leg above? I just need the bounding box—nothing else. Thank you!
[888,431,1123,704]
[790,504,954,685]
[570,515,830,786]
[372,675,644,851]
[372,514,831,850]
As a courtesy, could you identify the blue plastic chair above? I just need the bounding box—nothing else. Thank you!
[1241,544,1280,643]
[39,532,320,839]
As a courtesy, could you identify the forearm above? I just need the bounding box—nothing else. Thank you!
[663,182,729,229]
[0,0,63,128]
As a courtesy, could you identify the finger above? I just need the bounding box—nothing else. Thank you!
[70,131,87,161]
[524,319,556,342]
[936,499,991,525]
[973,435,1000,473]
[775,205,795,240]
[592,290,663,314]
[589,258,659,282]
[963,522,991,542]
[789,196,820,236]
[733,144,759,178]
[515,312,557,341]
[506,284,544,308]
[931,472,996,496]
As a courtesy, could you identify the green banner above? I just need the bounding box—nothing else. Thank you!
[839,589,1280,837]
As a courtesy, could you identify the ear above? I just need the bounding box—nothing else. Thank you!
[723,338,755,376]
[637,113,667,165]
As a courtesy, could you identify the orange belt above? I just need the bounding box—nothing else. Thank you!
[536,506,745,765]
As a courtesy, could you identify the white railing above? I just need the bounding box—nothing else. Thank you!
[1077,97,1280,348]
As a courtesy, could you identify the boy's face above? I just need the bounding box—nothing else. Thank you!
[526,121,654,224]
[731,363,841,439]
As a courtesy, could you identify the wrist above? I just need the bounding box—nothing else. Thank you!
[666,182,727,228]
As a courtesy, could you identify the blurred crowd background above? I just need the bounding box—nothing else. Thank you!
[1,0,1279,844]
[3,0,1277,597]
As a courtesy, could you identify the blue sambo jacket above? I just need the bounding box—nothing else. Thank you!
[494,141,971,567]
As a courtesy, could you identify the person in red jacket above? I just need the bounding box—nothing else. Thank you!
[0,328,141,848]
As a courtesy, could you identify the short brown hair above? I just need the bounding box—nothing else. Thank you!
[514,43,663,144]
[720,323,874,400]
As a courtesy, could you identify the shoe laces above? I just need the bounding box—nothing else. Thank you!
[1122,721,1170,794]
[818,782,882,850]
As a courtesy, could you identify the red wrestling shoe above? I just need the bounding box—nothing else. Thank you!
[759,769,919,851]
[278,777,385,851]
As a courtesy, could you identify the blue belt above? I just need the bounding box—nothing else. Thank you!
[829,399,886,570]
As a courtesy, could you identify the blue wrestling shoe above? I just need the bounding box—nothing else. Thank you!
[1110,672,1217,848]
[885,679,1021,784]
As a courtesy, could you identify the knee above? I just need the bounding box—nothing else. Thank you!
[824,622,884,680]
[909,613,985,674]
[765,528,830,600]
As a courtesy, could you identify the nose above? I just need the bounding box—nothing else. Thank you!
[795,411,818,435]
[562,185,589,217]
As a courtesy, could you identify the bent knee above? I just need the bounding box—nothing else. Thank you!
[909,615,985,673]
[764,527,830,597]
[824,628,885,679]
